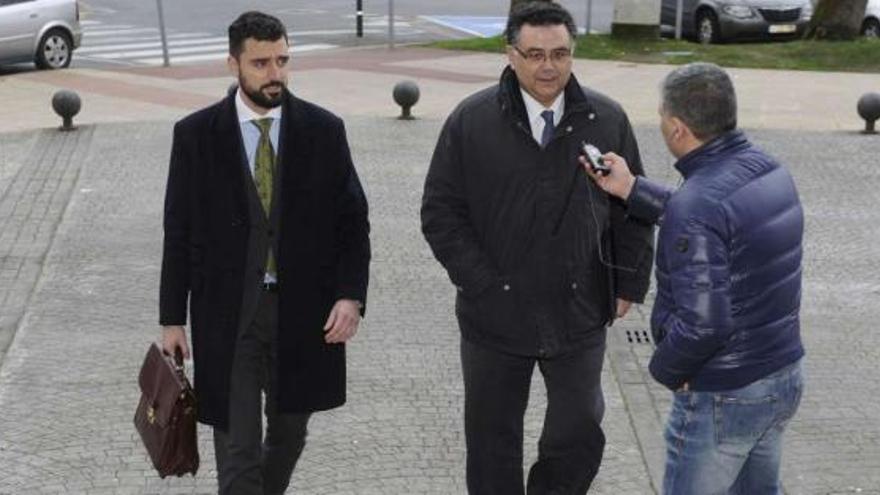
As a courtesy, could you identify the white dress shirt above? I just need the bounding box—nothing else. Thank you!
[520,89,565,145]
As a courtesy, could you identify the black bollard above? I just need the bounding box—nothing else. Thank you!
[52,90,81,132]
[393,81,420,120]
[858,93,880,134]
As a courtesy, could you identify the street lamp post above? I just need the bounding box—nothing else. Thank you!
[675,0,684,39]
[156,0,170,67]
[585,0,593,36]
[388,0,395,49]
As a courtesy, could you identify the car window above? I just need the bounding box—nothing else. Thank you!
[0,0,36,6]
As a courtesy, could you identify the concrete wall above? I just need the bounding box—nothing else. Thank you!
[611,0,661,37]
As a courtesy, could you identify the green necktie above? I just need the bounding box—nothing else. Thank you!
[252,118,276,276]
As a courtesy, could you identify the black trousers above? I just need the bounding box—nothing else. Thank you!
[213,290,311,495]
[461,336,607,495]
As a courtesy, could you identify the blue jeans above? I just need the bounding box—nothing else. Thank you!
[662,360,803,495]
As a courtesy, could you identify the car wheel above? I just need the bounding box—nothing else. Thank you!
[863,18,880,38]
[35,28,73,70]
[697,10,721,44]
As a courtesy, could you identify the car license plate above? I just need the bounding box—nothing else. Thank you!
[769,24,797,34]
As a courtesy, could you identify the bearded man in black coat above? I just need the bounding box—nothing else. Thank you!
[159,11,370,494]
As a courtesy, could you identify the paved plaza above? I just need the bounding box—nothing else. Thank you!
[0,47,878,494]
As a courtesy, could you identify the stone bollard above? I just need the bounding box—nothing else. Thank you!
[857,92,880,134]
[393,81,420,120]
[52,90,81,132]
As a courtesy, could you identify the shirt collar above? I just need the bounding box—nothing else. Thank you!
[235,88,282,124]
[674,130,749,178]
[520,89,564,126]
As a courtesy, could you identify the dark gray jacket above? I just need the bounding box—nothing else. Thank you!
[421,67,654,356]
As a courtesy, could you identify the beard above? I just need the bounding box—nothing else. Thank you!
[239,76,286,109]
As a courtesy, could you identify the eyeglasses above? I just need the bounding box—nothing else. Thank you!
[511,45,573,65]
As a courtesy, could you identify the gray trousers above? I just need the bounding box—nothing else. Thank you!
[213,290,311,495]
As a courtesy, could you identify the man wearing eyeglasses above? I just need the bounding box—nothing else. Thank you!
[421,2,653,493]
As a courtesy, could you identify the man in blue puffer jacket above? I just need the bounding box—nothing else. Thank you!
[583,62,804,494]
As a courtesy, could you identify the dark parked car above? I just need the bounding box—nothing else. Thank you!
[0,0,82,69]
[864,0,880,37]
[660,0,813,43]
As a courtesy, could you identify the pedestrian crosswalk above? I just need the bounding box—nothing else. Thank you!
[419,16,507,38]
[76,20,339,67]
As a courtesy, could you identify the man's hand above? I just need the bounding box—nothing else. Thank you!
[323,299,361,344]
[580,151,636,201]
[162,325,190,359]
[677,382,690,392]
[616,299,633,318]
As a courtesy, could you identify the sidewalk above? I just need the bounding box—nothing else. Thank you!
[1,46,878,133]
[0,46,879,494]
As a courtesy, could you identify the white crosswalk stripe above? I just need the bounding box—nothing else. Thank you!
[76,21,338,67]
[136,44,338,66]
[77,36,229,55]
[81,33,210,47]
[85,27,159,37]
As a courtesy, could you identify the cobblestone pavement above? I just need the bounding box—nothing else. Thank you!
[0,128,93,363]
[0,117,878,494]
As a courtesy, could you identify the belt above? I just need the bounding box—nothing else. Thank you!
[261,282,278,292]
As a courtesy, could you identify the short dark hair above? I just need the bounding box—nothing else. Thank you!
[661,63,737,141]
[505,1,577,46]
[228,11,288,58]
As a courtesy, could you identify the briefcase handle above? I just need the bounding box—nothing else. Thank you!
[159,346,186,374]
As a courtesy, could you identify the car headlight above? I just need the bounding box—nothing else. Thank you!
[721,5,756,18]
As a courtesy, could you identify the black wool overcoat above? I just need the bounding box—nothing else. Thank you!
[159,90,370,429]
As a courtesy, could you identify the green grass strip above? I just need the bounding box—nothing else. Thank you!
[431,35,880,73]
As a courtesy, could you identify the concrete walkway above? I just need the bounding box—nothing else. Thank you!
[1,46,878,133]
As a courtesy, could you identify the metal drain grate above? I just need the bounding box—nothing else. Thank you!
[625,329,653,345]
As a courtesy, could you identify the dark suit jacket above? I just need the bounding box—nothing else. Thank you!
[159,90,370,429]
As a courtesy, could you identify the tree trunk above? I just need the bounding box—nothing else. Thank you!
[805,0,869,40]
[509,0,553,16]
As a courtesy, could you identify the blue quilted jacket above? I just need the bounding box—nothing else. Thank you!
[628,130,804,391]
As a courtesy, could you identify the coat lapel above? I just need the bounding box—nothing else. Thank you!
[276,90,314,190]
[269,90,313,258]
[212,92,251,221]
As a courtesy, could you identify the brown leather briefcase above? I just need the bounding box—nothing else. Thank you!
[134,343,199,478]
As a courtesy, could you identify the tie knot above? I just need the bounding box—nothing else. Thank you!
[252,118,273,135]
[541,110,554,126]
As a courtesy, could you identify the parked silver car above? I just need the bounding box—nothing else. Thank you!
[660,0,813,44]
[864,0,880,37]
[0,0,82,69]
